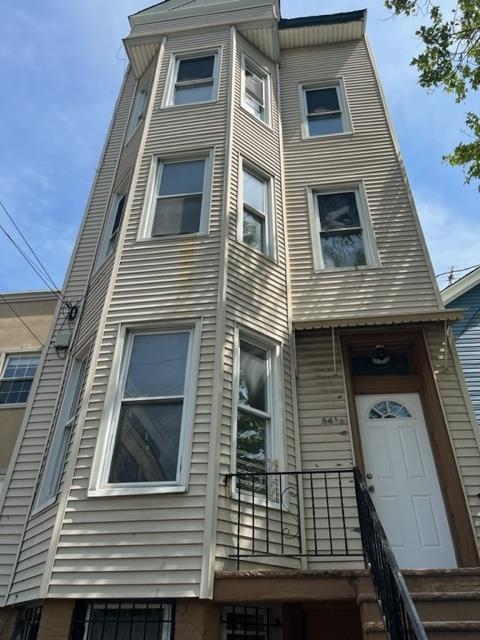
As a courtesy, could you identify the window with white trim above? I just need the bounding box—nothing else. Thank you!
[301,81,351,137]
[0,354,40,405]
[104,329,195,488]
[167,52,219,106]
[242,57,269,124]
[235,334,281,493]
[241,164,273,256]
[145,155,211,238]
[35,357,87,509]
[97,183,129,265]
[126,72,152,140]
[310,186,377,270]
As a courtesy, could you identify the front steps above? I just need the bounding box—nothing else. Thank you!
[359,569,480,639]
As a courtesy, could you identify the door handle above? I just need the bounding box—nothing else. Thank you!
[368,485,375,493]
[367,473,373,479]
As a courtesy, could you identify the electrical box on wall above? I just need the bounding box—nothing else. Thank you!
[54,330,72,350]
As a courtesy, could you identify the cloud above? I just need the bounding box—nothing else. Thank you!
[414,191,480,290]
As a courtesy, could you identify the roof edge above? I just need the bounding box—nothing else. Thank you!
[442,266,480,305]
[279,9,366,30]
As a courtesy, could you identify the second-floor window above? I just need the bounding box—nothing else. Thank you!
[301,80,352,137]
[241,165,273,257]
[143,155,211,238]
[35,357,87,509]
[310,186,378,270]
[242,57,269,124]
[0,354,40,405]
[168,52,219,106]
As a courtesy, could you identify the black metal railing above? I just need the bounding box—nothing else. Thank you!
[353,467,428,640]
[224,468,363,568]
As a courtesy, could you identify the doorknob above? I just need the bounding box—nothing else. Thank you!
[367,473,373,479]
[368,485,375,493]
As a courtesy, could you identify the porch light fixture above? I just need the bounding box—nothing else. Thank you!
[371,344,390,366]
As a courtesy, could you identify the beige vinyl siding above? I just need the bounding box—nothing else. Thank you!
[45,28,231,599]
[424,324,480,545]
[280,40,440,323]
[215,35,298,569]
[295,330,362,569]
[1,68,139,605]
[129,3,275,39]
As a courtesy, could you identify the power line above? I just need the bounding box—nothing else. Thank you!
[0,293,44,346]
[0,198,59,292]
[436,264,480,279]
[0,222,69,307]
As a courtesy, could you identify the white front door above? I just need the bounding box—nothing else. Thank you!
[356,393,456,569]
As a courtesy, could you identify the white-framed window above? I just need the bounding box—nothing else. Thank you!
[221,605,282,640]
[241,56,270,124]
[141,153,212,239]
[35,357,87,510]
[97,179,129,266]
[233,329,283,496]
[239,161,275,257]
[0,354,40,405]
[126,72,152,140]
[308,184,378,270]
[165,50,220,106]
[300,79,352,138]
[81,601,174,640]
[92,324,199,495]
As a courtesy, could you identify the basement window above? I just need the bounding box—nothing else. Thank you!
[221,605,282,640]
[72,601,174,640]
[14,606,42,640]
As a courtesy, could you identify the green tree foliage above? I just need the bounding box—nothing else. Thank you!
[385,0,480,185]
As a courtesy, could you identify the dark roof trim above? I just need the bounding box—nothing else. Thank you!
[279,9,366,30]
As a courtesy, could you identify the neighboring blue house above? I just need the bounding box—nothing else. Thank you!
[443,266,480,425]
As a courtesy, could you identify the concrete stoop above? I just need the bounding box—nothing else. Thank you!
[358,569,480,639]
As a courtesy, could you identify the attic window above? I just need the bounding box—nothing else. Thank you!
[301,80,352,138]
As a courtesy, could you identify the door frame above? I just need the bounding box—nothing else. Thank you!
[340,328,479,567]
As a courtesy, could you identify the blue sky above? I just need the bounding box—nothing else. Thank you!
[0,0,479,292]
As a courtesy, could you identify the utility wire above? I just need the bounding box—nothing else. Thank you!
[0,198,59,292]
[0,293,44,346]
[0,222,69,307]
[436,264,480,279]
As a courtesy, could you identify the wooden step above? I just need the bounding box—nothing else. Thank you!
[359,591,480,624]
[403,569,480,594]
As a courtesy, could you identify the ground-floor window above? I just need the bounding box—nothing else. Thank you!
[13,606,42,640]
[221,605,282,640]
[72,601,174,640]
